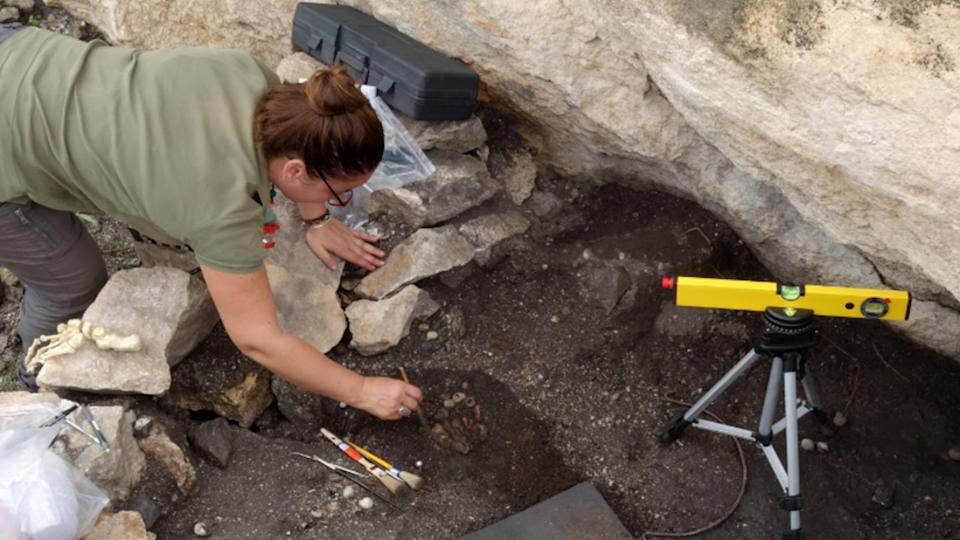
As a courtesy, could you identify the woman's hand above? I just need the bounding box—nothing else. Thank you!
[305,218,385,271]
[353,376,424,420]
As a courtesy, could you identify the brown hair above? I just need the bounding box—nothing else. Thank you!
[254,64,384,180]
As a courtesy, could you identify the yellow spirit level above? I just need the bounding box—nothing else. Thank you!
[661,276,911,320]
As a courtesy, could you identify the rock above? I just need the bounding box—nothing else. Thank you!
[833,411,848,428]
[368,151,500,228]
[346,285,440,355]
[0,6,18,23]
[37,268,219,395]
[169,325,274,428]
[526,191,564,219]
[425,330,439,341]
[265,193,346,354]
[188,417,235,468]
[126,495,161,530]
[441,305,467,338]
[816,441,830,453]
[193,521,210,537]
[872,484,895,509]
[457,210,531,266]
[271,376,329,427]
[577,262,632,314]
[342,486,355,499]
[275,52,324,83]
[54,404,146,502]
[0,266,19,286]
[800,438,815,452]
[948,446,960,462]
[266,262,346,354]
[398,114,488,154]
[133,416,153,438]
[490,150,537,205]
[356,226,476,300]
[358,496,373,510]
[81,511,149,540]
[137,424,196,495]
[6,0,33,13]
[130,242,197,273]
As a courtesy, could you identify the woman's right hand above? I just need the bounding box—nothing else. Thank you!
[354,376,424,420]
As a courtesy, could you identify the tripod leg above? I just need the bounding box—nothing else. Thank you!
[800,364,828,424]
[781,356,803,539]
[756,356,783,446]
[661,349,762,443]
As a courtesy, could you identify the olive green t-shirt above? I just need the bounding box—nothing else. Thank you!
[0,28,280,273]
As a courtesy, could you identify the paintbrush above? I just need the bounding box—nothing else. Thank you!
[320,428,407,495]
[291,452,401,512]
[399,367,428,428]
[346,440,424,490]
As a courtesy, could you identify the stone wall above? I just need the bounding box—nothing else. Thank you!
[46,0,960,358]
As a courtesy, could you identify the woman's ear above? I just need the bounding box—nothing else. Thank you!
[281,157,308,184]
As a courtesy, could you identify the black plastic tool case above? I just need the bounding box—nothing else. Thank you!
[292,3,479,121]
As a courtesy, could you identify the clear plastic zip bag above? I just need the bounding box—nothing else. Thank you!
[327,84,435,229]
[0,402,109,540]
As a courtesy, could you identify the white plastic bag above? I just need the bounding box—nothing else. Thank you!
[0,403,109,540]
[327,84,435,229]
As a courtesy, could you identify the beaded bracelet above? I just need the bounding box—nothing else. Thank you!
[303,213,333,229]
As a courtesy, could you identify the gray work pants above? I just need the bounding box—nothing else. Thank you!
[0,201,107,351]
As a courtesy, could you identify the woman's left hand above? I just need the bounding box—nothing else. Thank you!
[305,218,386,271]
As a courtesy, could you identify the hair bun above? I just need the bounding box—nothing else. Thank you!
[303,64,367,117]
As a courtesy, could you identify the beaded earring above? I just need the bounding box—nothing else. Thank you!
[262,184,280,249]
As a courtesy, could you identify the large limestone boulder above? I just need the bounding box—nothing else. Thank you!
[45,0,960,358]
[37,268,219,395]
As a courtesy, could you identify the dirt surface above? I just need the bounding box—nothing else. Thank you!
[4,182,956,539]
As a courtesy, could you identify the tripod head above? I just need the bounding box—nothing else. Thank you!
[758,308,819,355]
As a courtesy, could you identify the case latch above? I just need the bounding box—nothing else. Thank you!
[334,46,369,82]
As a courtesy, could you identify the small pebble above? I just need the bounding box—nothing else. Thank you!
[415,460,423,468]
[338,401,347,409]
[443,399,455,409]
[358,497,374,510]
[816,441,830,453]
[193,521,210,537]
[426,330,439,341]
[342,486,355,498]
[801,438,815,452]
[133,416,153,437]
[541,264,549,270]
[461,382,470,390]
[452,392,466,404]
[833,411,848,428]
[872,485,895,509]
[310,509,323,519]
[948,446,960,462]
[464,397,476,407]
[418,323,430,331]
[550,315,560,323]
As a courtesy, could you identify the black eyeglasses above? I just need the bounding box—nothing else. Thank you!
[317,174,353,207]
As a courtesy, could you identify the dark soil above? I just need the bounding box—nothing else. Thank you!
[7,183,945,539]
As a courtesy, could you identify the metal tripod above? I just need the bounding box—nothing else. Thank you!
[660,308,826,540]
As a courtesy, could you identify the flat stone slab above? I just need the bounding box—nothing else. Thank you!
[459,482,633,540]
[356,226,476,300]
